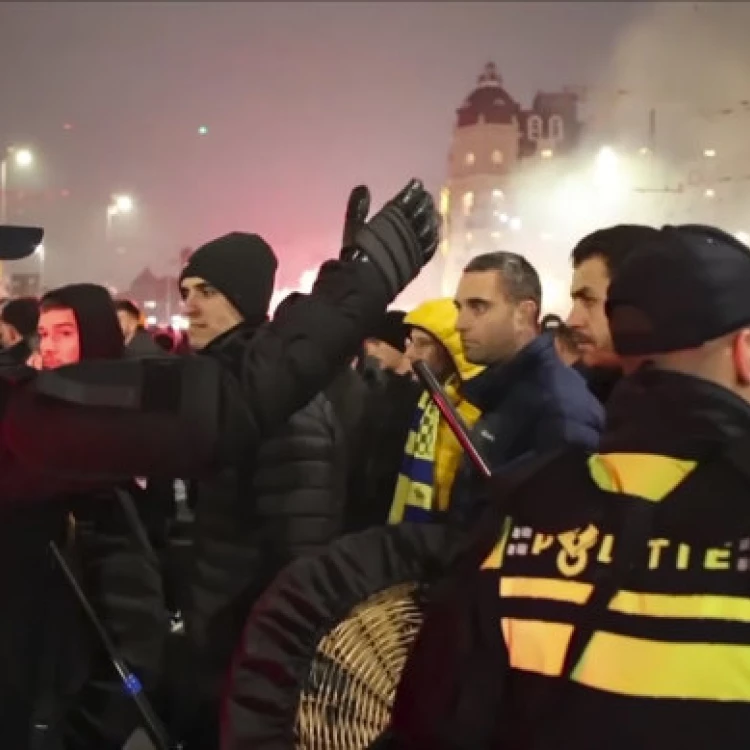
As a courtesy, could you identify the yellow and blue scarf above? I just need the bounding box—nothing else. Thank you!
[389,384,480,524]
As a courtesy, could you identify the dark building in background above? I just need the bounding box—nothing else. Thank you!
[439,62,583,293]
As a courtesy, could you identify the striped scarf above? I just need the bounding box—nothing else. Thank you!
[388,392,445,524]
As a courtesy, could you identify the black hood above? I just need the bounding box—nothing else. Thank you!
[42,283,124,360]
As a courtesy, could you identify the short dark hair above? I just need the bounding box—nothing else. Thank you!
[114,299,141,319]
[464,251,542,314]
[571,224,660,279]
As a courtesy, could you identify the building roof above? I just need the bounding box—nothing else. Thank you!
[456,62,521,128]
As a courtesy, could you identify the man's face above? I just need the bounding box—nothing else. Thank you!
[567,256,619,368]
[117,310,138,344]
[455,270,530,366]
[180,277,243,350]
[39,308,80,368]
[404,328,453,382]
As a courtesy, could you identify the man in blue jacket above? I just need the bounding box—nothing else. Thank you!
[449,251,603,525]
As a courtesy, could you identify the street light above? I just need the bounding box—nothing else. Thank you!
[0,146,35,224]
[106,193,135,242]
[14,149,33,168]
[114,194,133,214]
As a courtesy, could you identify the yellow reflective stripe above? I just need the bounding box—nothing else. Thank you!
[501,576,592,604]
[610,590,750,623]
[500,576,750,622]
[504,619,572,676]
[588,452,696,501]
[505,617,750,700]
[579,633,750,700]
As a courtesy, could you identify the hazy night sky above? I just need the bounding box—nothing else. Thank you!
[0,1,649,288]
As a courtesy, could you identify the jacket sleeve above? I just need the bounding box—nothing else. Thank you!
[231,260,389,436]
[253,394,343,572]
[61,489,169,749]
[0,260,390,497]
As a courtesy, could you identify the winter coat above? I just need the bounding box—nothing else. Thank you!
[449,333,604,526]
[176,323,346,748]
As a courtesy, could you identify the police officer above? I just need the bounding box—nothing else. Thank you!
[386,224,750,750]
[0,179,439,747]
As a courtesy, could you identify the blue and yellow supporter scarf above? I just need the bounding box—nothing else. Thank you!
[389,384,480,524]
[389,392,441,523]
[388,297,483,524]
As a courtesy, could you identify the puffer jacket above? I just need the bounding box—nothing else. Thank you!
[449,332,604,526]
[178,323,345,748]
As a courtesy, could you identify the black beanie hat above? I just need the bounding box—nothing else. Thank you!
[1,297,39,338]
[41,283,124,360]
[179,233,278,324]
[368,310,409,352]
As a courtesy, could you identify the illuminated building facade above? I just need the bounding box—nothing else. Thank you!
[439,62,583,293]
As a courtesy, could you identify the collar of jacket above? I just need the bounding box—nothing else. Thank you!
[461,332,557,411]
[200,319,266,364]
[600,366,750,460]
[575,363,623,405]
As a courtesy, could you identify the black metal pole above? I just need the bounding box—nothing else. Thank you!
[49,541,176,750]
[412,359,492,480]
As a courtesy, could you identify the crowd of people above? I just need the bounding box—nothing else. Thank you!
[0,181,749,750]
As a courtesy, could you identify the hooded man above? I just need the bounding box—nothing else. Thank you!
[388,297,483,524]
[35,284,167,750]
[177,233,348,748]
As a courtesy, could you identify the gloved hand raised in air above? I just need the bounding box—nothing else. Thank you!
[340,179,440,298]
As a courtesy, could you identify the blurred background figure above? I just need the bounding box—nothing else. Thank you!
[0,296,39,368]
[115,298,163,356]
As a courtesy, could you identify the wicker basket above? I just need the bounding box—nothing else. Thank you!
[296,583,425,749]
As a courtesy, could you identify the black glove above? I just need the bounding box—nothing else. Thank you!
[342,179,439,298]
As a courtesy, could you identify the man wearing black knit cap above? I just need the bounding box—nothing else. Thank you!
[179,232,278,350]
[177,231,349,749]
[385,225,750,750]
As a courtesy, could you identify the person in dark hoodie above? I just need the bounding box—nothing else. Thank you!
[176,233,347,749]
[115,298,164,357]
[36,284,168,750]
[0,296,39,368]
